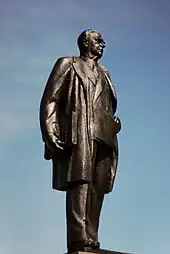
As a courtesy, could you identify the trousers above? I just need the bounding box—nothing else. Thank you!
[66,141,113,245]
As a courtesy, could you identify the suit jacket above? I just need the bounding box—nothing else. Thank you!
[39,56,119,193]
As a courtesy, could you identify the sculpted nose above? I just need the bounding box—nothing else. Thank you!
[101,41,106,48]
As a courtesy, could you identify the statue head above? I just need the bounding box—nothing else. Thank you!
[77,29,105,60]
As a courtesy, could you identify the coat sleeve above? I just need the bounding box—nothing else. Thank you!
[39,57,73,143]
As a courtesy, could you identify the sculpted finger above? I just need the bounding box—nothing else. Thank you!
[57,140,65,146]
[54,142,64,150]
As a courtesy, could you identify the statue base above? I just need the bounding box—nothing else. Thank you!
[66,248,132,254]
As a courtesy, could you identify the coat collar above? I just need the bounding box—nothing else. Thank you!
[72,57,117,103]
[72,56,96,85]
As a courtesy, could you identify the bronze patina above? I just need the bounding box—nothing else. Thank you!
[40,29,121,253]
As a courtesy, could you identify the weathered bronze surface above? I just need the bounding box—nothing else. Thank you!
[39,29,121,253]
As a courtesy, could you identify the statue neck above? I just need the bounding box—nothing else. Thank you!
[81,55,97,70]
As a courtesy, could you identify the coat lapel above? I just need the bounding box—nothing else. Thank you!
[96,63,117,102]
[93,65,103,103]
[72,57,96,89]
[72,57,117,104]
[93,64,117,104]
[105,72,117,100]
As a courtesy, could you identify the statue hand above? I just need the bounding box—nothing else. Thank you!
[47,133,65,152]
[113,115,121,134]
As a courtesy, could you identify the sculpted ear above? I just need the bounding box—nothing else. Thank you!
[83,38,88,48]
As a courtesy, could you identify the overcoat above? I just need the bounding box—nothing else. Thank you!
[40,56,119,193]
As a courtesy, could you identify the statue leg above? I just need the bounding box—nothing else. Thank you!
[86,142,113,245]
[66,182,99,252]
[66,183,88,246]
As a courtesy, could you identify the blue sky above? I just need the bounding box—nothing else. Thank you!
[0,0,170,253]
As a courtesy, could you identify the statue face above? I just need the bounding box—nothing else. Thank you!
[86,31,105,59]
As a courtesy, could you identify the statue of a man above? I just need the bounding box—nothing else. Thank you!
[40,29,121,253]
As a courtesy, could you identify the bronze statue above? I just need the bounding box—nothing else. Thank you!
[39,29,121,253]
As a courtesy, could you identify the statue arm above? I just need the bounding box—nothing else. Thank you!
[40,57,72,150]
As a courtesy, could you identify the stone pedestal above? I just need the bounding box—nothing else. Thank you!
[67,249,132,254]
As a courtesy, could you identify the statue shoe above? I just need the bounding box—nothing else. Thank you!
[67,239,96,253]
[92,240,100,249]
